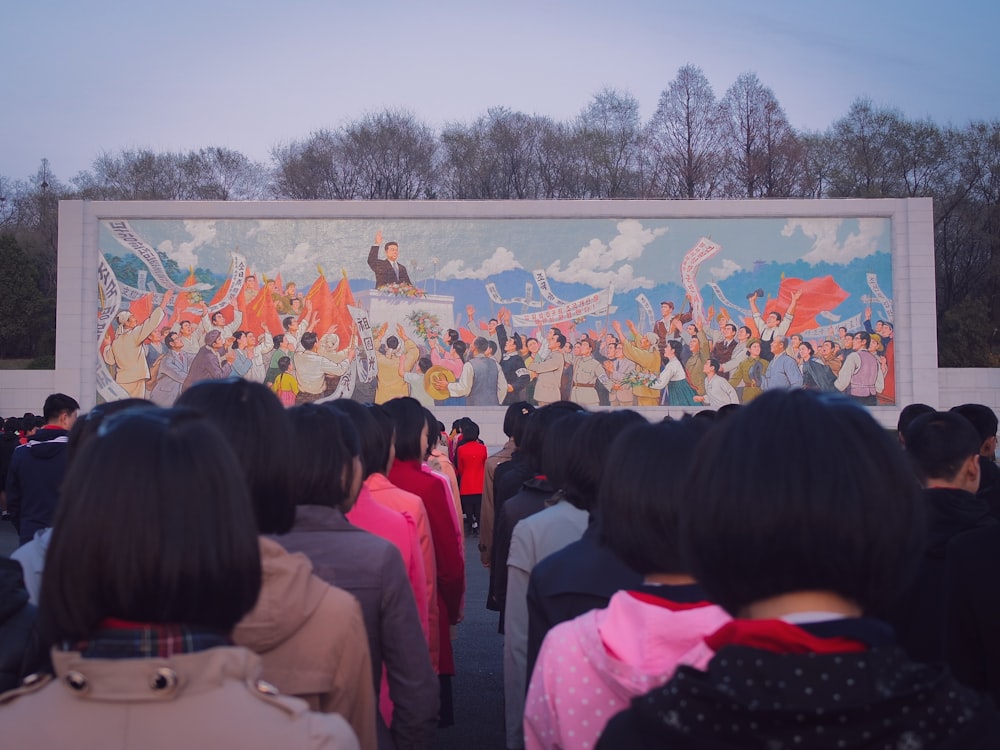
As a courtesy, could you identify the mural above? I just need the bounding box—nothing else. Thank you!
[97,215,895,408]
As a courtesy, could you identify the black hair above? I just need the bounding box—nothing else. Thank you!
[273,333,285,348]
[459,420,481,445]
[502,401,535,443]
[554,410,646,512]
[854,330,871,347]
[665,340,683,358]
[519,401,586,473]
[417,356,433,373]
[949,404,999,445]
[164,332,178,348]
[386,335,399,350]
[473,337,489,354]
[423,407,442,458]
[176,379,296,534]
[40,408,261,643]
[453,340,468,361]
[43,393,80,423]
[601,418,712,575]
[278,356,291,373]
[382,397,428,462]
[550,331,567,348]
[282,317,294,331]
[680,389,924,617]
[300,331,318,351]
[799,341,814,355]
[897,403,935,445]
[706,358,721,373]
[68,398,151,464]
[287,403,361,510]
[325,399,389,479]
[904,410,982,482]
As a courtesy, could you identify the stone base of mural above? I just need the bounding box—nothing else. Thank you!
[356,290,456,341]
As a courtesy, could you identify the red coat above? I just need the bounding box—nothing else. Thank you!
[456,441,488,496]
[388,459,466,675]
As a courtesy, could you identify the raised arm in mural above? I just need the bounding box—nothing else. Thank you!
[368,230,412,288]
[748,288,801,362]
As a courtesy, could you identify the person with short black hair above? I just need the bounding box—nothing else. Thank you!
[694,358,739,406]
[526,419,729,750]
[598,391,1000,749]
[887,410,995,665]
[281,403,438,749]
[5,407,360,750]
[950,403,1000,517]
[897,402,935,448]
[177,382,377,750]
[6,393,80,546]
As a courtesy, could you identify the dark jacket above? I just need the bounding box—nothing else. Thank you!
[598,619,1000,749]
[0,558,46,692]
[526,522,642,679]
[489,476,553,630]
[5,427,70,545]
[367,246,411,288]
[946,523,1000,705]
[887,486,994,665]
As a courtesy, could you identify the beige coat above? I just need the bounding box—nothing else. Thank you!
[233,538,376,750]
[0,646,359,750]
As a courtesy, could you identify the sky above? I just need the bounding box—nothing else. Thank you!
[4,0,998,183]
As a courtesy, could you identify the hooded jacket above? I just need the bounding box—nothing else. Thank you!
[233,538,376,750]
[5,427,70,545]
[525,587,730,750]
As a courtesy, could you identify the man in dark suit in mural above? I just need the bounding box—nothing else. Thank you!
[368,230,412,288]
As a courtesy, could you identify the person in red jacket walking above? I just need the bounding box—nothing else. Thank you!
[456,420,487,535]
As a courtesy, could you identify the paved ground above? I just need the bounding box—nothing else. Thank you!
[1,520,508,749]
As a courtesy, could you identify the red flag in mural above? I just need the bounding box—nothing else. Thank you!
[244,282,283,337]
[128,293,154,328]
[207,277,236,325]
[168,270,204,328]
[748,276,849,336]
[305,268,355,348]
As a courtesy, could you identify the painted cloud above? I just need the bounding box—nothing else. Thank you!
[545,219,665,292]
[438,246,523,280]
[785,217,886,265]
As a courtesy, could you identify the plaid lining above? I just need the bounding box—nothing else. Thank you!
[74,618,230,659]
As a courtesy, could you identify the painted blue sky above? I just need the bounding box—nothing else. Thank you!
[5,0,998,181]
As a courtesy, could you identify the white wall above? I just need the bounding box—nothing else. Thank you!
[2,197,992,439]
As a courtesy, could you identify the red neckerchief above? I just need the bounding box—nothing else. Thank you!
[705,618,867,655]
[627,590,714,612]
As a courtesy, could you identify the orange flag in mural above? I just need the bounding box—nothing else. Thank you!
[244,282,283,337]
[207,276,236,325]
[168,270,204,328]
[305,268,355,347]
[752,276,849,335]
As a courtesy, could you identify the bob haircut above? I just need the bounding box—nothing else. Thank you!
[324,399,387,480]
[519,401,586,474]
[680,389,924,617]
[287,403,361,510]
[40,408,261,644]
[382,397,428,462]
[176,379,297,535]
[68,398,151,464]
[600,418,712,575]
[503,401,535,445]
[557,410,646,512]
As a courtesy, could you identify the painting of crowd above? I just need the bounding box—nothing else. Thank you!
[2,385,999,748]
[96,220,896,410]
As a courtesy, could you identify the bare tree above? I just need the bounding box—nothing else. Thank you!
[72,149,187,200]
[180,147,269,200]
[824,98,909,198]
[719,73,804,197]
[648,65,725,198]
[340,109,437,199]
[270,130,358,199]
[576,88,647,198]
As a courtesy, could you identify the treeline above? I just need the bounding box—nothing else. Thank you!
[1,65,998,366]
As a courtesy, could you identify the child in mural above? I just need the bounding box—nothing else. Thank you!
[270,356,300,408]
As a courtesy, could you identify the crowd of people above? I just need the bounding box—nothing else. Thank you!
[98,266,896,412]
[1,385,999,749]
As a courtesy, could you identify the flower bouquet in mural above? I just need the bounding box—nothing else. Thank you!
[407,310,442,341]
[378,283,427,299]
[621,370,658,389]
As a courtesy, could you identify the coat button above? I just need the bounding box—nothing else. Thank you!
[65,671,88,691]
[255,679,279,696]
[149,668,178,692]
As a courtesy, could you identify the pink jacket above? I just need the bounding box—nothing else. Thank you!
[362,473,440,672]
[524,589,731,750]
